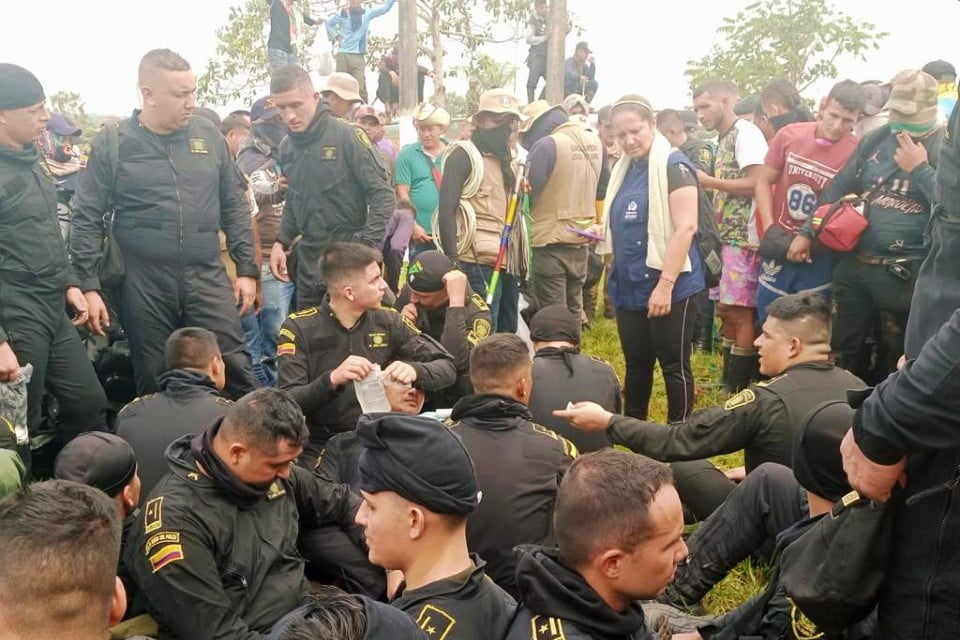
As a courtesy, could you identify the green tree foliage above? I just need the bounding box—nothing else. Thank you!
[453,54,516,115]
[685,0,887,97]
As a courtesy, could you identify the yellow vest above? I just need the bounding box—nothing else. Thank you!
[531,122,602,247]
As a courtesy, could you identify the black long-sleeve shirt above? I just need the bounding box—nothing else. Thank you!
[268,0,317,53]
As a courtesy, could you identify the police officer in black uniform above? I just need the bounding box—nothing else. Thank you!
[507,449,683,640]
[556,293,865,520]
[71,49,260,400]
[277,243,456,461]
[267,65,395,309]
[526,305,620,453]
[395,250,492,407]
[449,333,576,598]
[355,412,517,640]
[0,64,108,460]
[115,327,233,497]
[127,388,363,640]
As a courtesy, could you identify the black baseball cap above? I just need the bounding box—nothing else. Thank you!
[575,41,591,53]
[530,304,581,344]
[251,96,279,122]
[406,251,455,293]
[54,432,137,498]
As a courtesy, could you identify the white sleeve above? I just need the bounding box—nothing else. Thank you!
[734,120,768,169]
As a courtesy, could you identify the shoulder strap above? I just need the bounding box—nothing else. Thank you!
[102,123,121,222]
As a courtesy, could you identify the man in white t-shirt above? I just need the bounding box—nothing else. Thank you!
[693,80,769,393]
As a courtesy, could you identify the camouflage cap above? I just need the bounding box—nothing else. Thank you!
[885,70,938,126]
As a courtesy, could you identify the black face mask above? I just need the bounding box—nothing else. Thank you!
[769,106,814,131]
[472,123,512,158]
[252,121,288,153]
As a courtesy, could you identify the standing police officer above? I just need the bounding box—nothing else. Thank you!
[0,64,107,457]
[268,65,395,309]
[71,49,260,399]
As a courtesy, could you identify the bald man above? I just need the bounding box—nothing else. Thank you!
[72,48,260,401]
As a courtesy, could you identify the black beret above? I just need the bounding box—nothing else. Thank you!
[406,250,455,293]
[357,413,479,515]
[0,64,45,111]
[793,401,853,502]
[530,304,581,344]
[54,432,137,498]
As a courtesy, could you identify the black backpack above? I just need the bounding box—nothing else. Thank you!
[695,187,723,289]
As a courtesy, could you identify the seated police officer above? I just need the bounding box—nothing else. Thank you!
[526,305,620,453]
[278,242,457,462]
[449,333,576,598]
[127,388,363,640]
[53,432,149,627]
[556,293,864,520]
[116,327,232,498]
[268,585,428,640]
[655,401,876,640]
[355,412,517,640]
[396,250,492,407]
[507,449,686,640]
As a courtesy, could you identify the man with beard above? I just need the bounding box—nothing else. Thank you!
[268,65,394,309]
[437,89,522,332]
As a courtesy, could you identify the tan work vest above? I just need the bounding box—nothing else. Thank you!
[465,154,509,265]
[531,122,602,247]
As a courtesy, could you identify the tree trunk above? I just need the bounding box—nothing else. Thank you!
[429,0,446,106]
[545,0,566,105]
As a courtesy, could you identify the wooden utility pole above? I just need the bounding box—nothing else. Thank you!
[544,0,566,105]
[398,0,418,116]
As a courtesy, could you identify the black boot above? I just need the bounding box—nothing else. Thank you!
[726,350,759,394]
[719,339,733,389]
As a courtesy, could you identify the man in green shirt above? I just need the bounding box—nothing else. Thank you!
[395,104,450,260]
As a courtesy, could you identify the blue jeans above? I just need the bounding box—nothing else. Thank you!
[267,49,298,74]
[257,264,295,386]
[461,261,519,333]
[241,310,266,386]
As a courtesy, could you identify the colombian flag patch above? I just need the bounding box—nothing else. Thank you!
[149,544,184,573]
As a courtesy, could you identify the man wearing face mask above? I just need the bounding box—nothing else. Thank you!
[437,89,523,333]
[238,96,294,385]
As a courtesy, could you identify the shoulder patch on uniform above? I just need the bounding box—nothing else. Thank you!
[147,536,185,573]
[415,604,456,640]
[401,313,421,334]
[754,373,787,388]
[144,497,164,534]
[144,531,180,554]
[355,126,373,148]
[289,307,319,319]
[724,388,757,411]
[277,342,297,357]
[279,327,296,341]
[532,423,560,440]
[0,417,13,437]
[531,615,568,640]
[266,481,287,501]
[469,293,489,312]
[467,318,491,346]
[215,397,233,406]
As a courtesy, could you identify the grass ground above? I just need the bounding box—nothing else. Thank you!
[580,313,770,615]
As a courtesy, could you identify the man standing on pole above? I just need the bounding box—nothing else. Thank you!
[326,0,397,104]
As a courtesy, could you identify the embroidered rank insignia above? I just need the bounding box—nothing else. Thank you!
[355,127,372,148]
[415,604,456,640]
[148,540,184,573]
[144,497,164,533]
[277,342,297,357]
[469,293,489,311]
[401,314,421,334]
[368,331,388,348]
[188,138,208,154]
[531,615,568,640]
[266,481,287,500]
[322,146,338,160]
[289,307,319,319]
[279,328,296,340]
[723,388,757,411]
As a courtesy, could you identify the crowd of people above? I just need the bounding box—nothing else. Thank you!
[4,1,960,639]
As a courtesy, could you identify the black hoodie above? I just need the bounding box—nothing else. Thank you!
[507,546,654,640]
[449,394,575,597]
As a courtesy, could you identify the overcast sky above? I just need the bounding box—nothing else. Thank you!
[3,0,958,116]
